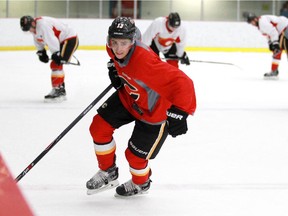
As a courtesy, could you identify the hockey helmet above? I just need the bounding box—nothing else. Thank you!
[20,15,34,31]
[168,12,181,28]
[108,16,136,41]
[243,12,257,23]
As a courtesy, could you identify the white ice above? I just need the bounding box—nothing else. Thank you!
[1,50,288,216]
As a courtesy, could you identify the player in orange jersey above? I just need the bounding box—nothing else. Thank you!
[86,17,196,197]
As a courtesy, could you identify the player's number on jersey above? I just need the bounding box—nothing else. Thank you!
[117,23,124,29]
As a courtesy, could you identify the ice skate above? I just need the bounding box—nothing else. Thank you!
[115,179,152,197]
[86,165,119,195]
[264,70,279,80]
[44,83,66,102]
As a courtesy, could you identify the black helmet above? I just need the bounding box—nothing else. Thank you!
[168,12,181,28]
[20,15,34,31]
[243,12,257,23]
[108,16,136,40]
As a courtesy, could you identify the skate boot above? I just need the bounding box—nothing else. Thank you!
[44,83,66,102]
[86,165,119,195]
[264,69,279,80]
[115,179,152,197]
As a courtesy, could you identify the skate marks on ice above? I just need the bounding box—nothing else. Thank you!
[1,51,288,216]
[22,182,288,216]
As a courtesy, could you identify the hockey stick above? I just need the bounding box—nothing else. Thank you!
[15,84,113,182]
[50,55,81,66]
[162,58,238,67]
[61,61,80,66]
[65,55,81,66]
[190,59,235,66]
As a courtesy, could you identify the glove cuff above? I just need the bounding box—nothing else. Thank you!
[107,59,115,68]
[167,106,188,120]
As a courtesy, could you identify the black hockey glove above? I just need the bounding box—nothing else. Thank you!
[36,49,49,63]
[268,40,274,51]
[51,51,63,65]
[108,59,123,90]
[166,106,189,138]
[180,52,190,65]
[269,41,280,52]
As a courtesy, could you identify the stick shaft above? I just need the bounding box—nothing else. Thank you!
[190,59,234,65]
[163,57,234,66]
[15,84,113,182]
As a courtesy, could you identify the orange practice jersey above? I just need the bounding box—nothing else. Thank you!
[106,41,196,124]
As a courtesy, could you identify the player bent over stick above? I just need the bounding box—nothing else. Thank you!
[20,15,79,102]
[86,17,197,197]
[245,12,288,79]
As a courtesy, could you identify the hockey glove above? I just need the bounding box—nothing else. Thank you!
[51,51,63,65]
[108,59,123,90]
[180,52,190,65]
[269,41,280,52]
[36,49,49,63]
[166,106,189,138]
[268,40,274,51]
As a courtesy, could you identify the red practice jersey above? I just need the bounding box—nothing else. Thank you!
[106,41,196,125]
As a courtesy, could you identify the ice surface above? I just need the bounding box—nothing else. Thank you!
[1,50,288,216]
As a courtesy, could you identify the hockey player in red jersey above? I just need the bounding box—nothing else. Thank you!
[245,12,288,79]
[87,17,196,197]
[20,15,79,102]
[142,12,190,68]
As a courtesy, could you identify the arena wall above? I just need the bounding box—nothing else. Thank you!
[0,18,268,52]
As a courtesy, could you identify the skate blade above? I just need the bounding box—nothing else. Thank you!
[114,190,149,198]
[263,76,279,80]
[44,96,67,103]
[87,179,119,195]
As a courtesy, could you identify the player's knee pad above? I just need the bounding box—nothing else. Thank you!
[125,148,148,169]
[50,61,63,71]
[89,114,115,143]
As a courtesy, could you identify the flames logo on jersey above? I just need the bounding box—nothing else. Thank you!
[158,36,180,47]
[119,75,140,101]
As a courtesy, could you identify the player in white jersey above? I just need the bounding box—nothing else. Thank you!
[246,13,288,79]
[142,12,190,68]
[20,16,79,102]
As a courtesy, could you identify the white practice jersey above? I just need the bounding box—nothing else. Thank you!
[142,16,186,57]
[258,15,288,42]
[33,16,77,53]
